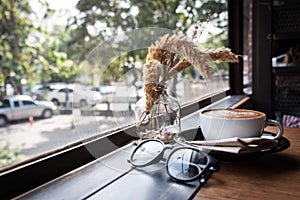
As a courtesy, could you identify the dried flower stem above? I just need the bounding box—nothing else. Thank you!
[162,58,191,82]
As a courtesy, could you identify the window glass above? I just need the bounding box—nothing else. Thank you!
[22,100,35,106]
[0,99,10,108]
[14,101,20,107]
[243,0,253,88]
[0,0,230,170]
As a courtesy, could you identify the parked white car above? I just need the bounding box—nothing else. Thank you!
[0,95,57,126]
[96,83,144,103]
[45,84,102,107]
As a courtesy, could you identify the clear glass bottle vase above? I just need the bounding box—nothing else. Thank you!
[135,85,181,142]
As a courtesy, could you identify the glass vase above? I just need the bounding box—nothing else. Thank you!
[135,85,181,142]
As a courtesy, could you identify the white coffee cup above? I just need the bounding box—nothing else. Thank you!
[200,109,283,140]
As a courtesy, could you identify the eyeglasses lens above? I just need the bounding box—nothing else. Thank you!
[167,149,208,180]
[131,140,164,165]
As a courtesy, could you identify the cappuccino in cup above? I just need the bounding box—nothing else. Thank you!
[200,109,283,140]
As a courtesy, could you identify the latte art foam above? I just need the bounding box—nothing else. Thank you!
[203,109,264,119]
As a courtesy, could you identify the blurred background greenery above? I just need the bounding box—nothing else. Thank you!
[0,0,228,97]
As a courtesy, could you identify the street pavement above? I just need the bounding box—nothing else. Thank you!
[0,110,135,165]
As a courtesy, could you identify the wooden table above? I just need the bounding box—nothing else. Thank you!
[9,95,300,199]
[194,127,300,200]
[16,119,300,200]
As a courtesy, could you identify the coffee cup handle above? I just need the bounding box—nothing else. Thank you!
[264,119,284,140]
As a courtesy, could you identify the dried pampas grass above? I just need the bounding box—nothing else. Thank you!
[207,47,239,63]
[143,34,239,113]
[152,34,213,78]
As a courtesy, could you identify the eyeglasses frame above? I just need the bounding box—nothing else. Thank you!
[128,139,219,182]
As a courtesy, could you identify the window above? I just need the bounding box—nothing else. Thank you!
[58,88,73,93]
[0,1,250,199]
[0,99,10,108]
[243,0,253,88]
[22,100,35,106]
[0,0,237,174]
[13,101,20,108]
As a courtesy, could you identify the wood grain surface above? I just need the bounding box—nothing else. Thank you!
[193,127,300,200]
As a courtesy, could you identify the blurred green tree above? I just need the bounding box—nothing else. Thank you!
[67,0,228,84]
[0,0,78,96]
[0,0,228,96]
[0,0,34,95]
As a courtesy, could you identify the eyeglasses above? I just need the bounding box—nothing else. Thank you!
[128,139,219,182]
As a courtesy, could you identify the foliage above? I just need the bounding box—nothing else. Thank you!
[41,26,79,83]
[0,0,78,96]
[0,0,34,93]
[67,0,228,82]
[0,0,228,95]
[0,142,21,168]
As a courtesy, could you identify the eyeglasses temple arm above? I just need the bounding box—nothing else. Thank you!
[207,156,220,172]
